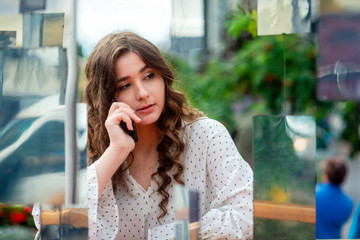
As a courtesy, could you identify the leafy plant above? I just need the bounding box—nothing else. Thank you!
[340,102,360,157]
[0,203,35,227]
[226,5,257,38]
[173,31,330,135]
[172,6,360,158]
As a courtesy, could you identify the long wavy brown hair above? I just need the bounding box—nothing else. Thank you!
[84,31,203,222]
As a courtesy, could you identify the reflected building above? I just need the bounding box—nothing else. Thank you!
[0,0,87,239]
[317,13,360,101]
[170,0,240,64]
[257,0,311,36]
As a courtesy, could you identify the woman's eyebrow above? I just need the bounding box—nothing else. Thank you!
[117,65,149,82]
[139,65,149,73]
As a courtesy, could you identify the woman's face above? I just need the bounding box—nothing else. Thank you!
[114,51,165,125]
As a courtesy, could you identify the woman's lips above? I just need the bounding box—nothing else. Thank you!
[137,104,155,113]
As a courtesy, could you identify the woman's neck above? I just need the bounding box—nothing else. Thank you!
[133,123,163,154]
[128,123,162,190]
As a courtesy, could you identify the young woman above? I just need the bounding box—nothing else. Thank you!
[85,31,253,239]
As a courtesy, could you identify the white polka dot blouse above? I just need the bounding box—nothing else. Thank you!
[88,117,253,239]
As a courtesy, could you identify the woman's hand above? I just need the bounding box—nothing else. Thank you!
[105,102,141,152]
[94,102,142,196]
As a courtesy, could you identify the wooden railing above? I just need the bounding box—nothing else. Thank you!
[254,200,316,224]
[41,208,88,227]
[40,201,315,230]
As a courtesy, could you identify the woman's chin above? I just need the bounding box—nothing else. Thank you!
[137,118,159,127]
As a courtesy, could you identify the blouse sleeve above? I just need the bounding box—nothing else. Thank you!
[31,202,41,238]
[87,163,119,240]
[199,120,253,240]
[147,222,176,240]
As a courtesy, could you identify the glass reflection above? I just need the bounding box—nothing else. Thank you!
[42,13,64,47]
[0,1,18,14]
[40,205,88,240]
[257,0,311,36]
[20,0,46,13]
[23,13,64,48]
[0,0,87,238]
[317,13,360,101]
[0,49,3,108]
[0,203,37,238]
[0,31,16,48]
[2,48,66,96]
[0,101,87,205]
[174,185,199,240]
[253,115,316,239]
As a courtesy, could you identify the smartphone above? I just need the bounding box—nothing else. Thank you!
[120,119,138,142]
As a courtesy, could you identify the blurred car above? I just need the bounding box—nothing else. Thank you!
[0,95,87,204]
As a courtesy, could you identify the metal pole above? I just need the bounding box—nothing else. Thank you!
[203,0,208,54]
[64,0,77,205]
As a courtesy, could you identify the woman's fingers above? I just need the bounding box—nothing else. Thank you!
[112,108,141,125]
[107,102,130,117]
[108,102,141,123]
[106,111,131,130]
[115,113,133,130]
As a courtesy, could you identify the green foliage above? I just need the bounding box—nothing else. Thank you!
[173,34,329,133]
[0,204,35,227]
[253,116,315,205]
[226,5,257,38]
[173,56,239,131]
[170,6,358,157]
[340,102,360,157]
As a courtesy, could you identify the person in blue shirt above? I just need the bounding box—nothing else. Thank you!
[348,201,360,239]
[316,155,353,239]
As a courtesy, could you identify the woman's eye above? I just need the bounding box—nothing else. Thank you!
[119,83,131,90]
[144,72,155,80]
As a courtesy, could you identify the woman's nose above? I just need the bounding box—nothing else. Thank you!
[135,82,149,100]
